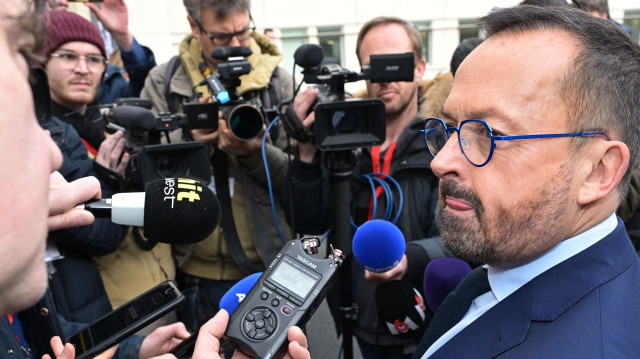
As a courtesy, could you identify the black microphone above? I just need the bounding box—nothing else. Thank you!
[375,280,428,343]
[114,97,153,109]
[103,105,157,132]
[77,178,220,244]
[212,46,253,60]
[293,43,324,69]
[202,74,230,104]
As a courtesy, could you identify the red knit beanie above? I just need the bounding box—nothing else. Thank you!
[41,11,106,58]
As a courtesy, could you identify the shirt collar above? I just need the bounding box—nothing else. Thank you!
[487,213,617,301]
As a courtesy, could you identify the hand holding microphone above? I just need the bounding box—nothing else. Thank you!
[352,219,407,284]
[352,220,428,342]
[365,255,408,286]
[77,177,220,244]
[170,273,263,359]
[48,172,102,231]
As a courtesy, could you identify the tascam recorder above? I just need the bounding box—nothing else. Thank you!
[223,238,344,359]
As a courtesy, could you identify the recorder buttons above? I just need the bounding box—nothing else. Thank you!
[264,281,276,291]
[242,307,277,341]
[281,305,293,316]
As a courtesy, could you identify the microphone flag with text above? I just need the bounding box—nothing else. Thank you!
[352,220,431,342]
[375,280,427,343]
[219,272,262,315]
[78,177,220,244]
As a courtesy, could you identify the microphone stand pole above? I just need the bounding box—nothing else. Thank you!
[326,150,356,359]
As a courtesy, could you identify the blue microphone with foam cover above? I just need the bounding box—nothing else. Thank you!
[352,219,406,273]
[219,272,262,315]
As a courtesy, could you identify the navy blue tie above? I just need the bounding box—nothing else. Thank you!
[413,266,490,358]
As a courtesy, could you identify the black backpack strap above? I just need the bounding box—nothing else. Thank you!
[212,150,261,275]
[164,55,184,114]
[269,67,282,107]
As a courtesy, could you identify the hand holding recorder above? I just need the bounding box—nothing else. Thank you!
[190,310,309,359]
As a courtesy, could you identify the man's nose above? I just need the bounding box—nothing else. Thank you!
[73,57,90,73]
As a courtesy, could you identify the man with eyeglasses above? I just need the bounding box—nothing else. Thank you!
[41,10,128,168]
[140,0,294,333]
[362,5,640,358]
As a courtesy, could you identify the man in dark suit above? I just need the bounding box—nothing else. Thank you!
[416,5,640,358]
[366,5,640,358]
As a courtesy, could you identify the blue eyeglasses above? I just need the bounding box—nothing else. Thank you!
[420,117,610,167]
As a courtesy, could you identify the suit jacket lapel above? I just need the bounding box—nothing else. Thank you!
[428,218,634,358]
[429,285,531,358]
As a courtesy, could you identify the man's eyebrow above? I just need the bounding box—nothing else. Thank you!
[55,47,102,56]
[440,108,454,121]
[440,107,524,133]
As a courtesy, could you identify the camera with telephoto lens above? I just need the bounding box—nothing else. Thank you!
[191,46,277,141]
[284,44,415,151]
[223,237,345,359]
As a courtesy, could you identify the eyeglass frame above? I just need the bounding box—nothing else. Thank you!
[195,16,256,46]
[49,51,107,72]
[420,117,610,167]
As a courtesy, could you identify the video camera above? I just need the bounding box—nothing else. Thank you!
[284,44,415,151]
[102,101,211,191]
[189,46,277,141]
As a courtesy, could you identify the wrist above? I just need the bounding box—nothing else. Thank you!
[113,32,134,52]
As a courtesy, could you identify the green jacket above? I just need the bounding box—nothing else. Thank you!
[140,32,294,280]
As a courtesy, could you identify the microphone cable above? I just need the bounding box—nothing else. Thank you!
[261,115,287,244]
[350,172,404,231]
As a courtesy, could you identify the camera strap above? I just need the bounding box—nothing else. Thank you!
[212,150,261,275]
[368,142,397,221]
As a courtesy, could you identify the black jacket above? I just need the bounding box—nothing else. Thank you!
[41,117,127,323]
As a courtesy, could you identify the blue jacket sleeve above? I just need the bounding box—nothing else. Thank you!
[98,38,156,105]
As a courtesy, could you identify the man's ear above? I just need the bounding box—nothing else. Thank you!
[187,15,200,39]
[414,58,426,82]
[578,141,630,205]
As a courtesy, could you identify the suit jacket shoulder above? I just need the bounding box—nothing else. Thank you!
[430,218,640,358]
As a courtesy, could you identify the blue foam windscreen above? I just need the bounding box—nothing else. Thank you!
[352,219,405,273]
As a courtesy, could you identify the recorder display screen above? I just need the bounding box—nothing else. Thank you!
[269,260,318,299]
